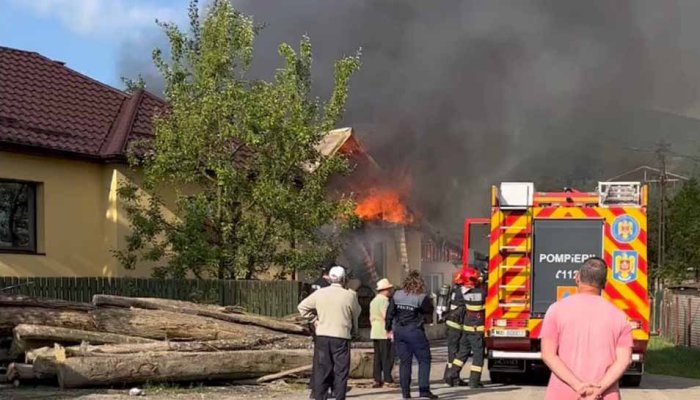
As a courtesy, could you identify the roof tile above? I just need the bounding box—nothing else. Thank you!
[0,46,166,160]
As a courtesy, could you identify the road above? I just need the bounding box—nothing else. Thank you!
[284,346,700,400]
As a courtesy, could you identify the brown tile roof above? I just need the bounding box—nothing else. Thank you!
[0,46,166,161]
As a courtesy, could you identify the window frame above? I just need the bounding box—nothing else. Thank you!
[423,273,443,295]
[0,178,38,254]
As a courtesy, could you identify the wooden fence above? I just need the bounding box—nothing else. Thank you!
[660,286,700,348]
[0,277,310,318]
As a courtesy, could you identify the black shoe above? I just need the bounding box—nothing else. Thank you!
[470,382,484,389]
[402,394,412,400]
[419,392,438,399]
[456,379,469,386]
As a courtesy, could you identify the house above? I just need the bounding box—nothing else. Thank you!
[0,45,462,286]
[0,46,168,277]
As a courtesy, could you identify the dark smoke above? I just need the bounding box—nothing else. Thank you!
[119,0,700,240]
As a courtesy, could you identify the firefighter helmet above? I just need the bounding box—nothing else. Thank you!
[460,267,480,287]
[452,270,464,285]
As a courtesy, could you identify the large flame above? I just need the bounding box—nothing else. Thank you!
[355,188,413,224]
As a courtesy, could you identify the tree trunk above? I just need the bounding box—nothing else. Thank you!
[88,307,273,341]
[92,295,307,335]
[6,362,45,382]
[62,336,287,356]
[0,295,94,311]
[10,324,155,358]
[57,349,373,388]
[0,307,94,336]
[57,349,315,388]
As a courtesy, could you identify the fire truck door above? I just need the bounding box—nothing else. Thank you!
[531,219,603,314]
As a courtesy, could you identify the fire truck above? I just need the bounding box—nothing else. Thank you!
[463,182,649,386]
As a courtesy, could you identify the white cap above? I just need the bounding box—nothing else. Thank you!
[328,266,346,281]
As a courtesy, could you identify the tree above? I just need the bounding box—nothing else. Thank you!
[121,75,146,94]
[115,0,360,280]
[663,178,700,282]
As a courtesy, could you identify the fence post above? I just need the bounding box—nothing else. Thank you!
[688,297,693,347]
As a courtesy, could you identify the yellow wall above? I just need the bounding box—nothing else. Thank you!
[0,151,160,277]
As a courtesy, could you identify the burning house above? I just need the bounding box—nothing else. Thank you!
[313,128,461,295]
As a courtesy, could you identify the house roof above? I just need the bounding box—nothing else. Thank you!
[304,127,380,173]
[0,46,166,161]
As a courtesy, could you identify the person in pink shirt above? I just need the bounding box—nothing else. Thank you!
[541,257,633,400]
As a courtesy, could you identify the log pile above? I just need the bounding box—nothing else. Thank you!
[0,294,373,388]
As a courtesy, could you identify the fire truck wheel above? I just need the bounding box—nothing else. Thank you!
[621,374,642,387]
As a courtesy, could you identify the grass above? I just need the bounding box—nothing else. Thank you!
[645,336,700,380]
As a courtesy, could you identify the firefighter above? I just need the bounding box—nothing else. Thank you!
[442,270,469,386]
[445,267,486,389]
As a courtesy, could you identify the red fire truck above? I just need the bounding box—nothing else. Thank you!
[463,182,649,386]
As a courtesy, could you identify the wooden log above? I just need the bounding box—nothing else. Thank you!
[89,306,284,341]
[30,344,65,378]
[0,294,94,311]
[256,364,312,383]
[92,295,307,335]
[57,349,316,388]
[63,336,287,356]
[0,307,94,336]
[6,362,39,381]
[10,324,154,358]
[57,348,373,388]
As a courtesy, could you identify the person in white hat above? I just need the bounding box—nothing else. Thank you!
[298,265,361,400]
[370,278,396,388]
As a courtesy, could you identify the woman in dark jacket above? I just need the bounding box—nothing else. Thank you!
[385,271,438,399]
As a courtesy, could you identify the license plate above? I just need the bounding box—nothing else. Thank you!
[491,329,527,338]
[490,359,525,372]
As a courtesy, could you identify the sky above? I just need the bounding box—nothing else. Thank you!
[0,0,187,88]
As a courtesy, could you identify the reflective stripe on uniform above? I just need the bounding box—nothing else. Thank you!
[463,325,485,332]
[470,365,483,372]
[449,305,458,310]
[452,359,464,367]
[446,320,463,330]
[466,304,485,312]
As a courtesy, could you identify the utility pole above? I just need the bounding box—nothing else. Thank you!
[655,140,670,295]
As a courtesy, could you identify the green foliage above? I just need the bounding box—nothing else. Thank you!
[646,336,700,379]
[663,178,700,282]
[116,0,360,279]
[121,75,146,93]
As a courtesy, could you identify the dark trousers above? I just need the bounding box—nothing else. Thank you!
[444,325,462,381]
[394,326,431,396]
[454,332,484,369]
[310,335,334,394]
[372,339,395,384]
[313,336,350,400]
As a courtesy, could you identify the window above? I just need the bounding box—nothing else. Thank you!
[423,273,443,295]
[373,242,386,278]
[0,180,37,253]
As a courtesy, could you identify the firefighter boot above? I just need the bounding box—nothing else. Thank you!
[469,370,483,389]
[444,365,468,387]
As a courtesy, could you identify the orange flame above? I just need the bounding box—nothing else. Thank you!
[355,188,413,224]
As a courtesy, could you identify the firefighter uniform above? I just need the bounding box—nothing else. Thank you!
[451,284,486,388]
[442,283,468,386]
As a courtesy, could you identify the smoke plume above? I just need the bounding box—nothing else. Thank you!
[118,0,700,240]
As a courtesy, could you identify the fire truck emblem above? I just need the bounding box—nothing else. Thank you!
[611,215,639,243]
[612,250,637,283]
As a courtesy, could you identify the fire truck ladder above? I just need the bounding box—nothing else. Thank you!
[498,209,532,309]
